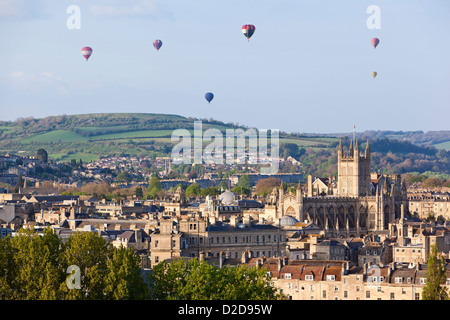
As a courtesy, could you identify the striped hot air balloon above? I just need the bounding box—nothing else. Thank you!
[81,47,93,61]
[371,71,377,78]
[153,39,163,51]
[371,38,380,48]
[241,24,255,41]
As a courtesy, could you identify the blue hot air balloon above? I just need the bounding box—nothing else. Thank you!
[205,92,214,103]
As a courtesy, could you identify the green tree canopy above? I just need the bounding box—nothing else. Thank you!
[422,244,448,300]
[147,175,161,191]
[149,258,282,300]
[0,228,149,300]
[185,183,201,197]
[36,148,48,163]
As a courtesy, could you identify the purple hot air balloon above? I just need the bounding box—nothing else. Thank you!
[153,39,163,51]
[371,38,380,49]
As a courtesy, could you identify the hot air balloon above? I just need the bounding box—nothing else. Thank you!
[153,39,163,51]
[81,47,93,61]
[371,71,377,78]
[371,38,380,49]
[241,24,255,41]
[205,92,214,103]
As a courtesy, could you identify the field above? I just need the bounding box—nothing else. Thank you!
[433,141,450,151]
[21,130,88,143]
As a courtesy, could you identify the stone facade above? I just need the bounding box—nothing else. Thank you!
[265,140,408,238]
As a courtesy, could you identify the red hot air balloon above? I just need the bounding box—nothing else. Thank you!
[371,38,380,49]
[153,39,163,51]
[81,47,93,61]
[241,24,255,41]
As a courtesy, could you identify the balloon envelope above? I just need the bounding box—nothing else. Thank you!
[81,47,93,61]
[205,92,214,103]
[241,24,255,41]
[371,38,380,48]
[153,39,163,51]
[371,71,377,78]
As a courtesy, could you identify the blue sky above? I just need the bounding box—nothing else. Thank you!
[0,0,449,134]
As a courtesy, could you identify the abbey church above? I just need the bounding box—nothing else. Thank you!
[265,139,408,237]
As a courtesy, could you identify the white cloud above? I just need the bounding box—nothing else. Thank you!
[8,71,69,94]
[89,0,161,18]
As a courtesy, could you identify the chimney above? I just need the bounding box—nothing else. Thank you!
[230,215,238,227]
[135,229,142,244]
[241,250,249,264]
[219,251,224,269]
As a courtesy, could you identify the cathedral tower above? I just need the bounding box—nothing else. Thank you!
[337,139,371,197]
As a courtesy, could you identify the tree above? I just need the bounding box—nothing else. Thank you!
[149,258,282,300]
[36,148,48,163]
[7,228,64,299]
[237,174,251,189]
[104,247,150,300]
[116,171,131,183]
[280,143,299,160]
[146,175,162,198]
[185,183,201,197]
[135,186,144,199]
[0,228,151,300]
[255,177,282,196]
[232,186,250,196]
[422,244,448,300]
[147,175,161,192]
[59,231,111,300]
[15,174,24,193]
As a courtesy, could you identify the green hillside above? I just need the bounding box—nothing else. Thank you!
[0,113,448,179]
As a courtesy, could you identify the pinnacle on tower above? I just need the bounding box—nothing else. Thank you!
[365,139,371,159]
[348,140,354,157]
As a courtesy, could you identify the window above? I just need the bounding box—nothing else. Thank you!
[327,275,335,281]
[390,293,395,300]
[305,275,314,281]
[395,277,403,283]
[284,273,292,279]
[322,290,327,299]
[334,286,339,292]
[415,293,420,300]
[366,291,370,299]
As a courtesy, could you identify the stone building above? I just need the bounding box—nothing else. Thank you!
[178,217,286,261]
[264,140,408,238]
[246,257,450,300]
